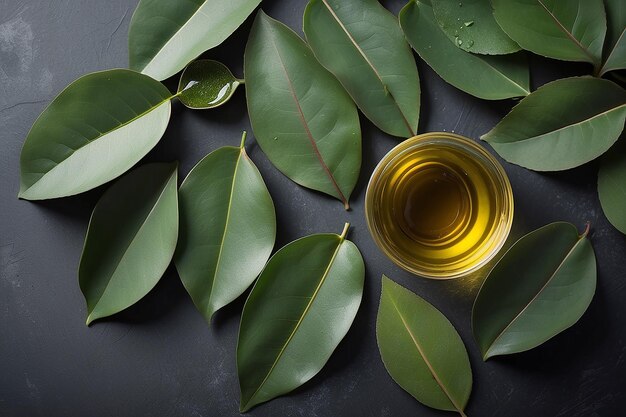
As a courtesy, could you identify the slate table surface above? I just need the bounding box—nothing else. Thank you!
[1,1,625,416]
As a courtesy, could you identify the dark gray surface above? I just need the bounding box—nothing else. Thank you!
[1,1,625,416]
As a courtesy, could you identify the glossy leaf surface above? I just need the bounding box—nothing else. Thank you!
[600,0,626,75]
[245,11,361,208]
[80,163,178,325]
[19,70,172,200]
[377,276,472,415]
[481,77,626,171]
[492,0,606,68]
[400,1,529,100]
[177,60,242,109]
[175,136,276,322]
[129,0,261,81]
[598,144,626,234]
[303,0,420,137]
[473,222,596,360]
[431,0,520,55]
[237,224,364,412]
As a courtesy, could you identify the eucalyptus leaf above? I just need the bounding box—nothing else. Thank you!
[400,0,529,100]
[177,60,242,109]
[377,276,472,415]
[492,0,606,69]
[303,0,420,137]
[473,222,596,360]
[481,77,626,171]
[237,223,364,412]
[600,0,626,76]
[129,0,261,81]
[175,133,276,322]
[431,0,520,55]
[79,162,179,325]
[245,11,361,209]
[598,144,626,234]
[19,69,172,200]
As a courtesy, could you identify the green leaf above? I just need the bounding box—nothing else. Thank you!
[79,162,179,325]
[175,133,276,322]
[245,11,361,209]
[492,0,606,69]
[431,0,520,55]
[177,59,242,109]
[481,77,626,171]
[377,276,472,415]
[303,0,420,137]
[129,0,261,81]
[400,1,529,100]
[18,69,172,201]
[600,0,626,76]
[237,223,364,412]
[598,143,626,234]
[472,222,596,360]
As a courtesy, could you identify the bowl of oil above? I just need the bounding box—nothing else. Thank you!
[365,132,513,279]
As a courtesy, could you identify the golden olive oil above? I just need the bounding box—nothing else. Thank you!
[366,133,513,279]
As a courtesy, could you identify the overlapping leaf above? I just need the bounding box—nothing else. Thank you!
[175,134,276,322]
[598,143,626,234]
[80,163,179,325]
[237,224,364,412]
[400,0,529,100]
[303,0,420,137]
[377,276,472,415]
[482,77,626,171]
[177,60,242,109]
[492,0,606,69]
[600,0,626,76]
[473,222,596,360]
[129,0,261,81]
[245,11,361,208]
[19,70,172,200]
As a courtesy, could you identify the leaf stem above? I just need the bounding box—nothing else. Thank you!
[237,78,246,85]
[581,221,591,238]
[339,222,350,241]
[240,131,247,148]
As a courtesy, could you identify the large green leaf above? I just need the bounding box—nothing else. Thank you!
[245,11,361,209]
[400,1,529,100]
[481,77,626,171]
[237,224,364,412]
[598,143,626,234]
[472,222,596,360]
[79,162,179,325]
[129,0,261,81]
[492,0,606,69]
[431,0,520,55]
[303,0,420,137]
[377,276,472,415]
[175,133,276,322]
[600,0,626,76]
[19,69,172,200]
[177,60,242,109]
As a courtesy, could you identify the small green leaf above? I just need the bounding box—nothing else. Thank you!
[129,0,261,81]
[237,223,364,412]
[177,60,242,109]
[303,0,420,137]
[481,77,626,171]
[598,143,626,234]
[175,133,276,322]
[400,0,529,100]
[245,11,362,209]
[473,222,596,360]
[377,276,472,415]
[431,0,520,55]
[600,0,626,76]
[19,69,172,200]
[492,0,606,69]
[80,162,179,325]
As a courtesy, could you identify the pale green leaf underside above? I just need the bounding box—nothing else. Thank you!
[376,276,472,414]
[472,222,596,359]
[400,1,529,100]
